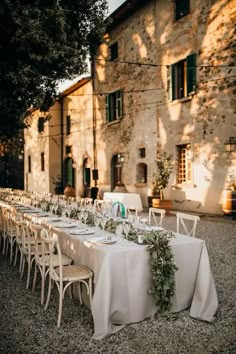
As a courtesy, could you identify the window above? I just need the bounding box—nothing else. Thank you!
[110,42,118,61]
[139,148,146,158]
[168,53,196,101]
[28,156,31,173]
[66,115,71,135]
[106,90,123,123]
[38,117,44,133]
[136,163,147,183]
[176,144,192,184]
[65,145,72,154]
[41,152,45,171]
[175,0,190,21]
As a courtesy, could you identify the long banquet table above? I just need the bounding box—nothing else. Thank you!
[0,201,218,340]
[53,224,218,340]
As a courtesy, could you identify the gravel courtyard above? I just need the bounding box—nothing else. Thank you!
[0,213,236,354]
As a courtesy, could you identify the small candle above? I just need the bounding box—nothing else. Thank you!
[138,235,144,244]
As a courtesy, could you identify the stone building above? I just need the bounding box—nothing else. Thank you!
[24,78,96,197]
[93,0,236,214]
[24,0,236,215]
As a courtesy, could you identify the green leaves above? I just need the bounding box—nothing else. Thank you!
[152,151,174,199]
[0,0,108,137]
[143,230,178,313]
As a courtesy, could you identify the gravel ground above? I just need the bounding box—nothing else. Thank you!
[0,213,236,354]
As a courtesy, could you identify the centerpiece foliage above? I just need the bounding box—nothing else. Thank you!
[143,230,178,313]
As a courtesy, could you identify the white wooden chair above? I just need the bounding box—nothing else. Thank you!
[41,229,93,328]
[176,212,200,237]
[31,224,72,306]
[148,207,166,227]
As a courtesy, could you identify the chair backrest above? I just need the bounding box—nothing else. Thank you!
[126,207,138,218]
[176,212,200,237]
[40,229,62,282]
[148,207,166,227]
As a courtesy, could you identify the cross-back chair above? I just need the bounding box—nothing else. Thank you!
[41,228,93,328]
[148,207,166,227]
[176,212,200,237]
[31,224,72,306]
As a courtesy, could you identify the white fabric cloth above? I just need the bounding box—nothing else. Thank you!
[103,192,143,212]
[56,228,218,340]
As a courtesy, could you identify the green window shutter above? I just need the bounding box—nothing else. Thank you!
[116,90,123,118]
[187,53,196,95]
[106,95,110,122]
[171,64,176,100]
[167,66,173,101]
[66,158,73,186]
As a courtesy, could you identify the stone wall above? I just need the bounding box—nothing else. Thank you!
[94,0,236,214]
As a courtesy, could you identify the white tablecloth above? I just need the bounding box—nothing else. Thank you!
[57,229,218,340]
[103,192,143,212]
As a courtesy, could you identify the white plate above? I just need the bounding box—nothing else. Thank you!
[70,229,94,235]
[54,223,77,228]
[45,218,62,222]
[89,236,117,245]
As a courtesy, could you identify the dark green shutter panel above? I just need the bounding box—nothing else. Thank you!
[117,90,123,118]
[167,66,173,101]
[66,158,73,186]
[106,95,110,122]
[84,168,91,186]
[171,64,175,100]
[187,53,196,95]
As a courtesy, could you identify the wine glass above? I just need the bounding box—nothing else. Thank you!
[101,217,107,232]
[115,224,124,242]
[123,223,131,239]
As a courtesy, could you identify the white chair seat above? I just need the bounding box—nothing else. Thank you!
[53,264,93,281]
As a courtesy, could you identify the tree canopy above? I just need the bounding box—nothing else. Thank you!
[0,0,108,137]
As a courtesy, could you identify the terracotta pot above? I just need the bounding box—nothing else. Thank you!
[152,198,172,214]
[64,185,75,198]
[222,190,236,215]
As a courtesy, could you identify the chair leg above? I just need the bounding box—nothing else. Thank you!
[14,246,18,266]
[21,257,25,279]
[32,263,37,292]
[41,267,46,306]
[78,283,83,305]
[57,283,63,328]
[44,278,52,311]
[89,278,93,304]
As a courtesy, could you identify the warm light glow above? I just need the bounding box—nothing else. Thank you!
[132,33,147,59]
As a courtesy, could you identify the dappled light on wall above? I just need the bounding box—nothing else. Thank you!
[132,33,147,59]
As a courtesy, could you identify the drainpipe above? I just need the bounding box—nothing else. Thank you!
[60,96,64,192]
[91,57,97,187]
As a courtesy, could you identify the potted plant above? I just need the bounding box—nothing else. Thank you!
[223,171,236,216]
[151,151,173,212]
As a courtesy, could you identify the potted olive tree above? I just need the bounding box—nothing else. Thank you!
[151,151,173,212]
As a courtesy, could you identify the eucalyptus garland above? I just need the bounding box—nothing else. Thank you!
[143,230,178,313]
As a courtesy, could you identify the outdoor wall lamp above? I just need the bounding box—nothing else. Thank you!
[117,154,124,164]
[224,137,236,152]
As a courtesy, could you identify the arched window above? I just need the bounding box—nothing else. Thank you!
[136,163,147,183]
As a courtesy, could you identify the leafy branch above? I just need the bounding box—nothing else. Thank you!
[143,230,178,313]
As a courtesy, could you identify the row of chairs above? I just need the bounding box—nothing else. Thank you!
[93,200,200,237]
[0,206,93,328]
[148,207,200,237]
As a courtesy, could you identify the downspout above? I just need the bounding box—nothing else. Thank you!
[91,57,97,187]
[60,96,64,192]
